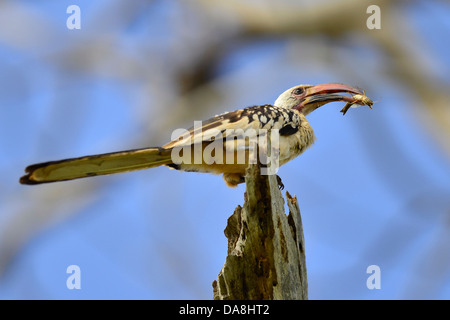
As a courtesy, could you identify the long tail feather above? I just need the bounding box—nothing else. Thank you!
[20,147,173,184]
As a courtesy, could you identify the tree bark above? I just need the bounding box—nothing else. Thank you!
[212,164,308,300]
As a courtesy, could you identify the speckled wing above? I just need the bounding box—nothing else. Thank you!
[163,105,302,149]
[20,105,302,185]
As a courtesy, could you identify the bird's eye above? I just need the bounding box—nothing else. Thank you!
[293,88,304,95]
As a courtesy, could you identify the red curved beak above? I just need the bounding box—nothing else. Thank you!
[300,83,365,115]
[307,83,363,95]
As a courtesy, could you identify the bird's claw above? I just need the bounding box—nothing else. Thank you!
[276,175,284,190]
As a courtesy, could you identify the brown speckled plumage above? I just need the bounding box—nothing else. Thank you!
[20,83,372,187]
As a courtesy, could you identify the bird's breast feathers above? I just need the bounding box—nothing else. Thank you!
[163,104,315,173]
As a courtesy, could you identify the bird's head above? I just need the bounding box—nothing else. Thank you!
[274,83,364,115]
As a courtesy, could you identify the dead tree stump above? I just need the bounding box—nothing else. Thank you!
[212,164,308,300]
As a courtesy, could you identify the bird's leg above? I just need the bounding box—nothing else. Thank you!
[276,175,284,190]
[223,173,246,188]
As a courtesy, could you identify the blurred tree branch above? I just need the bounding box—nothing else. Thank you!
[194,0,450,155]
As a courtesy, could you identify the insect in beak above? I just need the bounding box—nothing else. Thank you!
[340,91,373,115]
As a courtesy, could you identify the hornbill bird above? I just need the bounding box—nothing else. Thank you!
[20,83,373,188]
